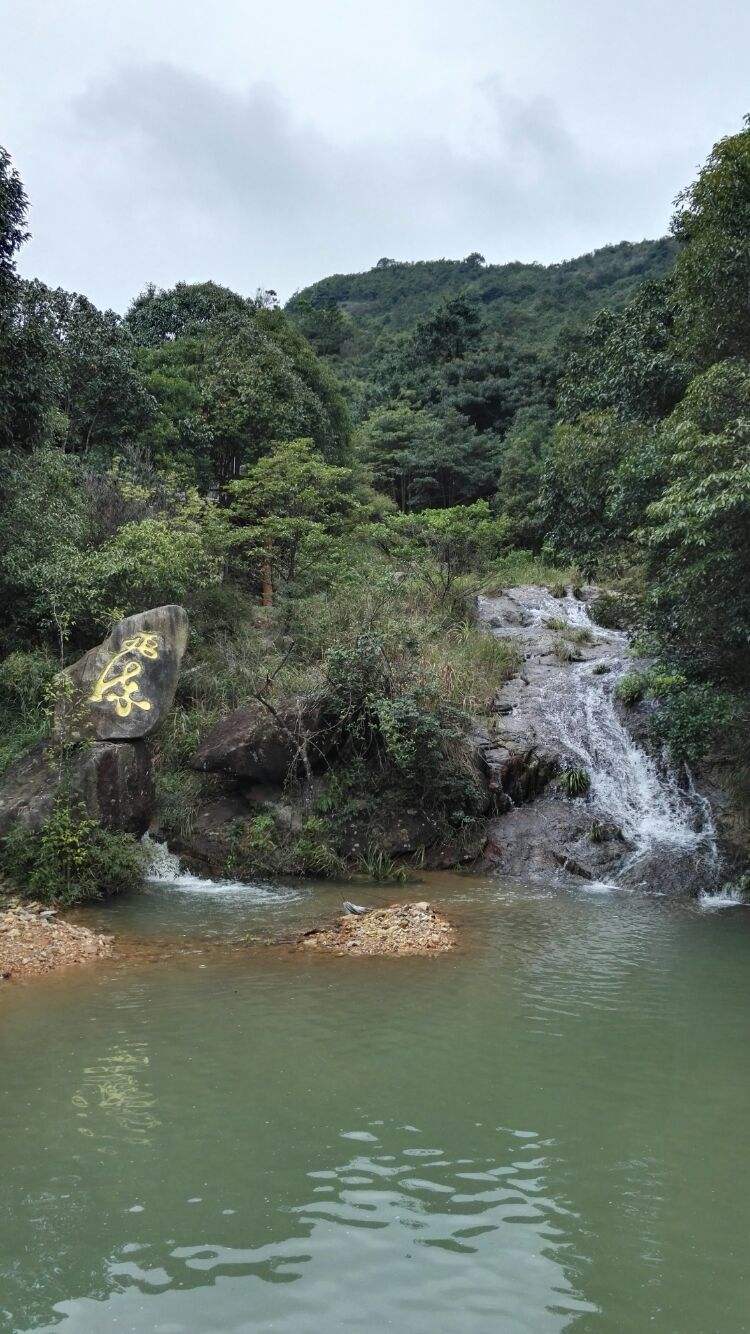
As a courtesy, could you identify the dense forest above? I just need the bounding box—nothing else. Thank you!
[0,115,748,900]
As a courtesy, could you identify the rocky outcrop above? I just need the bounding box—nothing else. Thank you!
[55,605,188,743]
[480,797,627,881]
[191,695,335,783]
[0,739,154,838]
[1,606,187,845]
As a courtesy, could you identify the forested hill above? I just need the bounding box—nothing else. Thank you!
[287,238,677,362]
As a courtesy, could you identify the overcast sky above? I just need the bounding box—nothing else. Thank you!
[1,0,748,312]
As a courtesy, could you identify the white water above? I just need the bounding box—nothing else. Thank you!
[699,887,748,909]
[540,594,718,885]
[489,589,720,891]
[141,833,301,903]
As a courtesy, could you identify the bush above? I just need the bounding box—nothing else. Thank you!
[589,591,628,630]
[615,666,740,760]
[0,803,145,905]
[650,680,739,762]
[0,649,58,775]
[0,649,57,719]
[615,672,647,706]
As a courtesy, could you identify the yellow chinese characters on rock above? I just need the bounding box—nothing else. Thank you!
[89,632,160,718]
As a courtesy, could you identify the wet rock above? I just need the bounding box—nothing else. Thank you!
[480,796,631,883]
[55,605,188,742]
[0,740,154,838]
[191,696,335,784]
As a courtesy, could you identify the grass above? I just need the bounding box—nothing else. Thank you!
[480,552,579,596]
[425,623,522,714]
[356,846,411,883]
[552,637,578,663]
[557,765,591,798]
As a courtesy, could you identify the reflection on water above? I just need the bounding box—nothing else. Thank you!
[2,873,750,1333]
[73,1040,159,1148]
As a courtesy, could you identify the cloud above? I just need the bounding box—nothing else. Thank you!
[21,61,681,310]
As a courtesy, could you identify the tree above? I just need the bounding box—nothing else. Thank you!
[494,406,553,547]
[292,297,350,356]
[0,146,27,295]
[129,282,351,483]
[126,280,250,345]
[672,116,750,364]
[558,280,691,423]
[373,502,509,600]
[409,295,482,365]
[407,408,500,509]
[356,404,435,511]
[639,360,750,678]
[539,412,634,567]
[227,438,359,600]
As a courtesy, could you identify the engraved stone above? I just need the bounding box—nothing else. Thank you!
[55,605,189,742]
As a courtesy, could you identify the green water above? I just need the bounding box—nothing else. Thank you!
[2,873,750,1333]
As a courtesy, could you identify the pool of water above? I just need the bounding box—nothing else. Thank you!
[2,871,750,1332]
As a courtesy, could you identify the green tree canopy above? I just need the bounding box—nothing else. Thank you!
[227,438,360,592]
[672,116,750,364]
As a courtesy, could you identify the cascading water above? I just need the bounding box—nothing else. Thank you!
[482,588,720,893]
[141,833,301,903]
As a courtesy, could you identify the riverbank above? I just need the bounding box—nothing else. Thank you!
[0,899,113,980]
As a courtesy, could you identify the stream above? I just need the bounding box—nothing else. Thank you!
[2,864,750,1333]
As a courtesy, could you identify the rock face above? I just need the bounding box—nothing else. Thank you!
[191,696,334,784]
[55,605,188,742]
[0,740,154,838]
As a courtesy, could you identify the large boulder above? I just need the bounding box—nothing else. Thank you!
[55,605,188,743]
[191,696,335,784]
[0,740,154,838]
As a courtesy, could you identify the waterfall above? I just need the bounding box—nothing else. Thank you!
[140,833,301,902]
[483,588,720,892]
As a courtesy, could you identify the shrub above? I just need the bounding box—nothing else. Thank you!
[292,817,347,878]
[589,591,629,630]
[615,665,740,761]
[0,803,145,906]
[357,846,410,883]
[650,680,739,762]
[155,768,205,840]
[0,649,57,720]
[615,672,647,706]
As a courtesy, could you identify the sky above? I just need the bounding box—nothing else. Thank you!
[1,0,748,312]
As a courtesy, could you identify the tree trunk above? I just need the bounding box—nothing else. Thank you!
[261,557,274,607]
